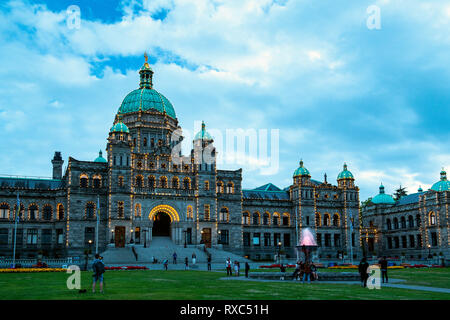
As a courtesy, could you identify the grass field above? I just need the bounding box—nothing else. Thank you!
[0,268,449,300]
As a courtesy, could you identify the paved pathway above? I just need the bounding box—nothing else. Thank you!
[219,276,450,294]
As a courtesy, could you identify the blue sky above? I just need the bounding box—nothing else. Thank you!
[0,0,449,201]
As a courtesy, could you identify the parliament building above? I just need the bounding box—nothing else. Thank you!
[0,56,365,261]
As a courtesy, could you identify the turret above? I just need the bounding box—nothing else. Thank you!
[51,151,64,179]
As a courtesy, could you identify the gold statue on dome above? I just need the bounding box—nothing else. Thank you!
[144,51,150,68]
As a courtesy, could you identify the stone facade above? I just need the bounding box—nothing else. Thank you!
[0,59,362,261]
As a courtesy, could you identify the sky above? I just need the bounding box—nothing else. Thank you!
[0,0,449,201]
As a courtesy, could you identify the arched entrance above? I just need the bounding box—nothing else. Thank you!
[152,212,171,236]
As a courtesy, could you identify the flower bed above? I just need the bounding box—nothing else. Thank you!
[259,264,296,269]
[0,268,66,273]
[104,266,148,271]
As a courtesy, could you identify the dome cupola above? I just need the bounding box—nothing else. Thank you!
[194,121,213,141]
[94,150,107,163]
[293,160,310,177]
[431,168,450,192]
[372,183,395,205]
[337,163,354,180]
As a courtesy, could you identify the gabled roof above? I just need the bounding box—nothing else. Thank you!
[253,183,282,192]
[243,183,290,200]
[394,192,423,206]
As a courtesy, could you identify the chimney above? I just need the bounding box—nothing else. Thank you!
[51,151,64,180]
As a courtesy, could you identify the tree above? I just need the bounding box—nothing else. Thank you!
[360,198,372,208]
[394,185,407,200]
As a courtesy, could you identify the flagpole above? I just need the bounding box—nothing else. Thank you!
[96,194,99,254]
[12,192,20,268]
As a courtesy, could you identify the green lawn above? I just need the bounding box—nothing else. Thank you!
[0,269,449,300]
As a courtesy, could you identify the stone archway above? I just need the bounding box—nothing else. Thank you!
[148,205,181,242]
[152,211,171,236]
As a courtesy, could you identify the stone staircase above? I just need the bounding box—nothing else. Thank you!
[100,236,251,265]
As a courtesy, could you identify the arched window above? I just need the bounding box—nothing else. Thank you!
[282,213,290,226]
[80,174,88,188]
[187,206,193,219]
[393,217,399,229]
[143,137,147,147]
[160,176,168,188]
[93,175,101,188]
[0,203,10,219]
[263,212,270,225]
[323,214,330,226]
[118,176,124,187]
[148,176,156,188]
[315,213,321,226]
[429,212,436,225]
[227,182,234,194]
[204,181,210,191]
[57,204,64,220]
[183,177,191,190]
[243,212,250,225]
[135,175,143,188]
[252,212,260,225]
[408,215,414,228]
[118,201,124,218]
[43,205,52,220]
[386,218,392,230]
[272,213,280,226]
[172,176,179,189]
[332,214,340,227]
[135,203,141,217]
[216,181,224,193]
[29,204,38,220]
[86,202,95,219]
[400,216,406,229]
[220,207,229,222]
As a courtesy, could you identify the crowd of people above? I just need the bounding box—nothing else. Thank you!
[290,261,318,283]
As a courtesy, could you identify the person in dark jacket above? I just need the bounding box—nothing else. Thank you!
[245,262,250,278]
[280,264,286,280]
[379,256,388,283]
[207,255,212,271]
[358,257,370,288]
[92,254,105,293]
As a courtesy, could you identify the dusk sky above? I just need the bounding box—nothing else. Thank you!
[0,0,449,201]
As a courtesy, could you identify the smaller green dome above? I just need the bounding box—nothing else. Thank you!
[94,150,107,163]
[337,163,354,180]
[110,122,129,133]
[431,169,450,192]
[194,121,213,141]
[293,160,310,177]
[372,184,395,204]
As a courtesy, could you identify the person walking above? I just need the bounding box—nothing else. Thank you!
[234,261,239,276]
[280,263,286,280]
[185,257,189,270]
[207,255,212,271]
[163,259,168,270]
[379,256,388,283]
[173,252,177,264]
[302,262,311,284]
[192,253,197,265]
[92,254,105,293]
[358,257,370,288]
[245,262,250,278]
[226,258,232,276]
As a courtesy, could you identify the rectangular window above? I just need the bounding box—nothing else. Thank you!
[284,233,291,247]
[334,234,341,247]
[135,227,140,244]
[204,204,210,221]
[431,232,438,247]
[27,229,38,245]
[394,237,399,248]
[243,232,250,247]
[401,235,407,248]
[204,181,209,191]
[56,229,64,245]
[306,216,310,226]
[219,230,229,245]
[264,233,271,247]
[84,227,95,247]
[409,235,415,248]
[0,229,8,246]
[316,233,322,247]
[417,234,422,247]
[0,208,7,219]
[42,229,52,245]
[273,233,281,247]
[118,201,124,218]
[324,234,331,247]
[253,233,260,246]
[387,237,392,249]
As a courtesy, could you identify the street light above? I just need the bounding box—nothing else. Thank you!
[277,241,282,265]
[427,244,432,259]
[218,230,221,245]
[130,229,134,244]
[110,229,114,244]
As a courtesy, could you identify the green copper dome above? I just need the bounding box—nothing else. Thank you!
[110,122,129,133]
[94,150,107,163]
[337,163,354,180]
[372,184,395,205]
[194,121,213,141]
[117,53,176,119]
[431,169,450,192]
[118,88,176,119]
[293,160,310,177]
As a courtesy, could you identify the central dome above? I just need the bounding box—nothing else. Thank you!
[118,88,176,119]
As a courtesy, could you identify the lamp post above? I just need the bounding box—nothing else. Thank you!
[130,229,134,244]
[143,229,147,248]
[218,230,221,245]
[277,241,282,265]
[110,229,114,244]
[427,244,432,259]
